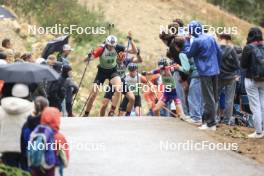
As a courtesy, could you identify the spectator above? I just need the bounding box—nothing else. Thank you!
[160,33,189,115]
[30,59,49,99]
[47,65,75,114]
[14,51,21,62]
[20,96,49,171]
[187,21,221,131]
[218,34,240,125]
[2,38,12,49]
[30,107,69,176]
[0,52,7,65]
[57,44,73,65]
[173,18,186,37]
[47,55,63,73]
[241,27,264,138]
[0,84,34,167]
[5,49,15,63]
[63,65,78,117]
[20,52,33,63]
[171,36,191,116]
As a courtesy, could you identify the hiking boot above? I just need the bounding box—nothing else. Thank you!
[248,132,264,139]
[198,124,216,131]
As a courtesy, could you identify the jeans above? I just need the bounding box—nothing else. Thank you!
[200,75,218,127]
[173,72,188,115]
[61,98,67,117]
[245,78,264,134]
[218,79,236,124]
[188,78,203,120]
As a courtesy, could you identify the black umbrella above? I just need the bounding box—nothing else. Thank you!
[0,63,60,83]
[41,35,69,59]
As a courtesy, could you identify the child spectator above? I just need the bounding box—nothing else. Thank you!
[29,107,69,176]
[20,96,49,171]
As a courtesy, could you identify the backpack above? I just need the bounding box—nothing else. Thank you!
[250,44,264,81]
[47,77,67,101]
[27,125,57,169]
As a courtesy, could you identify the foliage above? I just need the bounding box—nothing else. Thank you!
[207,0,264,27]
[1,0,108,42]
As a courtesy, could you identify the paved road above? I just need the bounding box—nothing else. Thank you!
[61,117,264,176]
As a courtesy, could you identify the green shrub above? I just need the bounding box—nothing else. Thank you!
[3,0,108,43]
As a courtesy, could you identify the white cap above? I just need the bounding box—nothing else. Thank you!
[63,44,74,51]
[12,83,29,98]
[35,58,46,64]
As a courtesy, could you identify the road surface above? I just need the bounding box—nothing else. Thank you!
[61,117,264,176]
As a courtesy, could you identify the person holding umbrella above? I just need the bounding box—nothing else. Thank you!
[0,62,60,99]
[47,65,72,112]
[57,44,73,65]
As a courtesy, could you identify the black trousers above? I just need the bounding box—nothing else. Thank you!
[1,152,21,168]
[200,75,218,127]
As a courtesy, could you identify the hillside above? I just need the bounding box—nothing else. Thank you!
[79,0,255,68]
[1,0,264,166]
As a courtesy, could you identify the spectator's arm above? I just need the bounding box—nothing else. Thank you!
[216,43,222,67]
[231,48,240,70]
[186,40,199,59]
[178,53,191,73]
[241,45,252,69]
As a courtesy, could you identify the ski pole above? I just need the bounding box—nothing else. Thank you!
[107,23,115,35]
[72,53,92,106]
[137,68,141,117]
[79,92,93,117]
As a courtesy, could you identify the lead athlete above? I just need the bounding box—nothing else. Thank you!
[83,35,137,116]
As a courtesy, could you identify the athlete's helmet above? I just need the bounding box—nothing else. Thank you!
[158,57,168,68]
[128,63,138,71]
[105,35,118,47]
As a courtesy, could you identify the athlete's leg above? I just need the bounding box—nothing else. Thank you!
[118,96,128,116]
[100,86,114,116]
[125,91,135,116]
[153,100,166,116]
[100,98,110,116]
[85,83,100,116]
[134,95,142,116]
[174,98,185,117]
[109,76,122,115]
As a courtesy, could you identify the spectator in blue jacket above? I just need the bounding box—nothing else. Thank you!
[187,20,221,131]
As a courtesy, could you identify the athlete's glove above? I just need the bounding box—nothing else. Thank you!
[141,71,147,76]
[127,31,132,41]
[84,50,93,62]
[137,48,140,56]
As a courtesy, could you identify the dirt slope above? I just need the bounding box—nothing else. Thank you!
[79,0,254,67]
